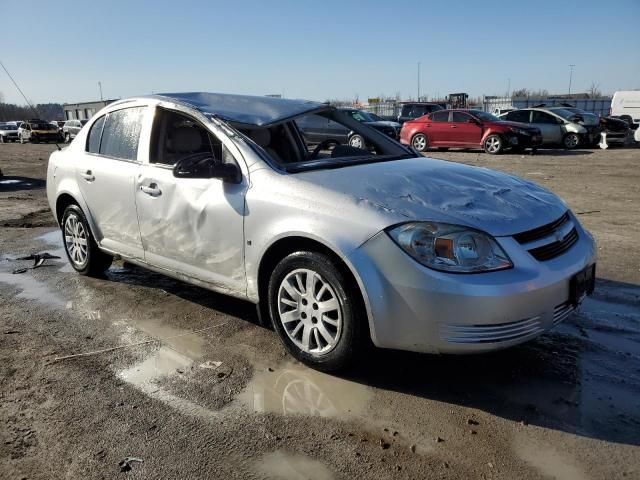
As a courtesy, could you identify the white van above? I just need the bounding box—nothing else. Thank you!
[611,91,640,127]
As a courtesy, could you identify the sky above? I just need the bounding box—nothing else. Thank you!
[1,0,639,105]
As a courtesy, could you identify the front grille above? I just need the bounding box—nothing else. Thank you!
[553,301,575,326]
[528,227,578,261]
[513,212,569,244]
[441,316,543,344]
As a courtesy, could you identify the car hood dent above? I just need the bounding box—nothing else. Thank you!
[295,157,566,237]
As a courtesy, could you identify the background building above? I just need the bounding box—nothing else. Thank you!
[62,100,115,120]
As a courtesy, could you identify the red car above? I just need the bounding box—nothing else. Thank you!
[400,109,543,154]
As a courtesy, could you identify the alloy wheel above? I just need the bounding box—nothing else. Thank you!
[485,136,501,153]
[64,213,88,267]
[564,134,579,149]
[349,135,364,149]
[277,268,343,355]
[412,134,427,151]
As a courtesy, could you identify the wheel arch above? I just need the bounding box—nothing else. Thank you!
[54,190,101,242]
[255,235,372,340]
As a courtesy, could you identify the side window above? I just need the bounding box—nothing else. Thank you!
[99,107,145,161]
[430,111,449,122]
[412,105,427,117]
[401,105,411,117]
[150,108,225,166]
[451,112,471,122]
[532,111,557,124]
[87,115,106,153]
[506,110,530,123]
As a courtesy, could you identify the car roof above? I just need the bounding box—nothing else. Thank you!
[149,92,329,127]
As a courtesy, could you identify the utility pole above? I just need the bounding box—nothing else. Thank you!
[98,81,103,101]
[417,62,421,101]
[568,65,575,96]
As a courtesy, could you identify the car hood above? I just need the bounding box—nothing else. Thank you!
[296,157,566,237]
[364,120,401,128]
[572,113,599,126]
[493,120,539,131]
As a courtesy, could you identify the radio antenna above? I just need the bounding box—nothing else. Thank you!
[0,60,61,150]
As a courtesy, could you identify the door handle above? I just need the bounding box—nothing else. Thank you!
[450,125,458,128]
[81,170,95,182]
[140,183,162,197]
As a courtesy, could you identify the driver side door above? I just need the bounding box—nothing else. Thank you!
[134,107,248,295]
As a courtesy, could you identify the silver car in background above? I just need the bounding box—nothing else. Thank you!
[500,107,599,148]
[46,93,596,371]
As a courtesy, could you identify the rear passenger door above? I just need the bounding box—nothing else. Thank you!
[76,105,148,260]
[531,111,563,144]
[425,111,450,145]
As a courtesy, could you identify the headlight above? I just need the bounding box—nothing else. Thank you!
[387,222,512,273]
[509,127,530,136]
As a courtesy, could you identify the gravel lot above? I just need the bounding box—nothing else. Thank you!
[1,142,639,479]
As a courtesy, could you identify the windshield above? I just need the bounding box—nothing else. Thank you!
[236,108,413,172]
[342,109,376,123]
[1,124,17,130]
[469,111,501,122]
[549,108,581,120]
[33,123,54,130]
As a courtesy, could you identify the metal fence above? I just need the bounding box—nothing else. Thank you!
[482,96,612,116]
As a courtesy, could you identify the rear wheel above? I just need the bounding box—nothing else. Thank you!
[348,134,365,149]
[61,204,112,276]
[563,133,580,149]
[483,134,503,154]
[268,251,362,371]
[411,133,428,152]
[64,132,71,143]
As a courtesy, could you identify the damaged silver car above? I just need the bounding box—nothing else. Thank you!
[46,93,596,371]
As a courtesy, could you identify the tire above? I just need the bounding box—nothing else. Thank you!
[620,115,633,128]
[64,132,71,143]
[411,133,428,152]
[61,204,112,276]
[348,134,365,149]
[19,134,25,144]
[268,251,363,371]
[563,133,580,149]
[483,134,503,154]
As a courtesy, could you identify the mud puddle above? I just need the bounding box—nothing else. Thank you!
[0,268,66,308]
[238,360,373,419]
[255,450,335,480]
[36,229,74,272]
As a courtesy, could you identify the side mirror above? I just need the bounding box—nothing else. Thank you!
[173,155,241,184]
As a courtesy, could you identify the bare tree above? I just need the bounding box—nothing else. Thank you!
[588,82,602,98]
[512,88,529,98]
[0,91,4,103]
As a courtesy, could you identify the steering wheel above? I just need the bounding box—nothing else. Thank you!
[308,139,340,160]
[173,152,216,176]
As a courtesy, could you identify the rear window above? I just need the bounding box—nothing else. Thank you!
[506,110,530,123]
[98,107,144,161]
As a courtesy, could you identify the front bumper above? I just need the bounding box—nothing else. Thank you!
[348,213,596,354]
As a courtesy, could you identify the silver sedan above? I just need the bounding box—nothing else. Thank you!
[46,93,596,371]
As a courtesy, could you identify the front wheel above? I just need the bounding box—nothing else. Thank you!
[268,251,362,371]
[64,132,71,143]
[19,134,25,144]
[61,204,113,276]
[411,133,428,152]
[563,133,580,149]
[483,134,503,154]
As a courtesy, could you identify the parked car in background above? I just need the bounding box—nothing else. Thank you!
[17,119,61,143]
[51,120,66,135]
[500,108,593,149]
[296,108,398,149]
[559,106,632,146]
[0,123,19,143]
[400,109,542,154]
[611,90,640,128]
[46,92,595,371]
[397,102,443,124]
[62,119,88,142]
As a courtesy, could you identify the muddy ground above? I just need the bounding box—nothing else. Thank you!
[1,142,639,479]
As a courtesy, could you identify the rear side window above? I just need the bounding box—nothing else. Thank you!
[532,111,558,124]
[430,111,449,122]
[87,116,105,153]
[99,107,145,161]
